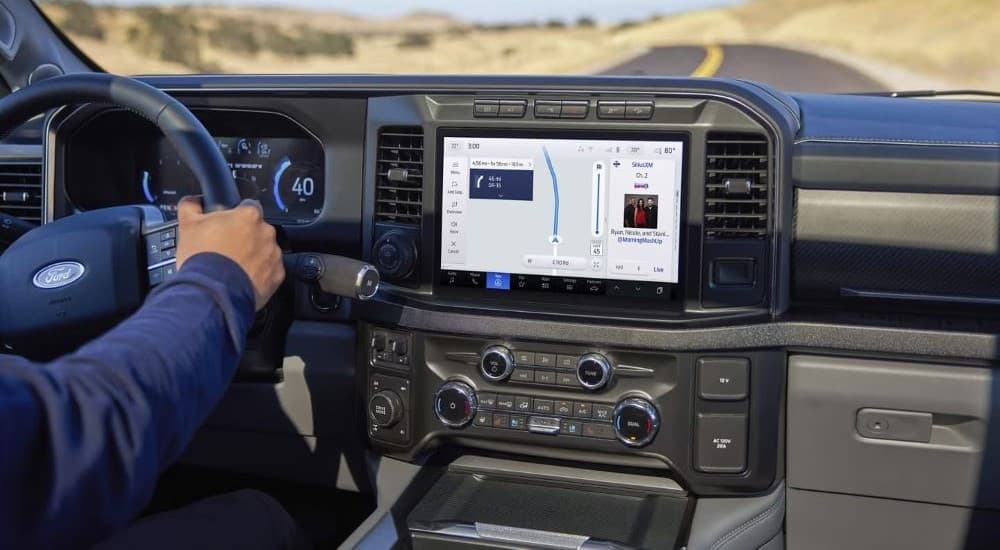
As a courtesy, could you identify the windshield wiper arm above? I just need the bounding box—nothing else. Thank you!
[849,89,1000,98]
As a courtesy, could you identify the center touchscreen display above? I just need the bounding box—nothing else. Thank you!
[439,132,685,298]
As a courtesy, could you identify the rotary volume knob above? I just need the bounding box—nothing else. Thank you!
[434,381,477,428]
[613,398,660,448]
[480,345,515,382]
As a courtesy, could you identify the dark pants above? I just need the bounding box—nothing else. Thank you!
[94,489,311,550]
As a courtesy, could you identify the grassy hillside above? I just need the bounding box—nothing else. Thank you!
[36,0,999,89]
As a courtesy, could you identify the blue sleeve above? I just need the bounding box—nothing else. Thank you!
[0,252,256,550]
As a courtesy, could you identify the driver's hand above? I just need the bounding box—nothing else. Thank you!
[176,196,284,311]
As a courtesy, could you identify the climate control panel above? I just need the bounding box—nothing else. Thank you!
[364,325,785,495]
[430,382,660,448]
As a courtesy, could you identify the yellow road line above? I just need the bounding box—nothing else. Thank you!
[691,45,724,77]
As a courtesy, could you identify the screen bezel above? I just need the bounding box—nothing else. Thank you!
[434,127,691,312]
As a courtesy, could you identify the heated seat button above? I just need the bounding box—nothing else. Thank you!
[695,413,748,473]
[698,357,750,400]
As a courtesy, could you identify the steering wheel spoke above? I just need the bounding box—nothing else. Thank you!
[0,74,239,359]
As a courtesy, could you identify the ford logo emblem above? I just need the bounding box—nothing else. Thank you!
[33,261,86,289]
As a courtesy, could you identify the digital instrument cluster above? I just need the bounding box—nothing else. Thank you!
[142,136,324,224]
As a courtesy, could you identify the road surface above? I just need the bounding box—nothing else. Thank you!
[599,45,884,93]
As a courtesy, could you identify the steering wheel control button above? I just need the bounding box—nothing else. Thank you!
[576,353,613,390]
[368,391,403,428]
[698,357,750,401]
[614,398,660,448]
[434,381,477,428]
[695,413,748,473]
[480,345,515,382]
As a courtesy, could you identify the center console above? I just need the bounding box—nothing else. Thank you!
[355,88,789,547]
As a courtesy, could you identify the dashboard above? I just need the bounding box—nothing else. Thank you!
[35,73,1000,548]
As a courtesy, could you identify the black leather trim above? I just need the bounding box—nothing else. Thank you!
[791,92,1000,146]
[793,141,1000,194]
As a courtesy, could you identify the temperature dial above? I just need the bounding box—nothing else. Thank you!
[434,381,477,428]
[613,398,660,448]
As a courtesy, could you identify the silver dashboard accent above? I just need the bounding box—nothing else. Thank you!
[528,416,561,434]
[411,522,622,550]
[444,351,480,365]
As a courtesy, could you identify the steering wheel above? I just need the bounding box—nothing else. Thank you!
[0,74,240,359]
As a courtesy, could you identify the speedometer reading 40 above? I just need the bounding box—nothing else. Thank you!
[273,157,322,219]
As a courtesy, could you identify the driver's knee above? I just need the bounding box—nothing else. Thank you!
[94,489,311,550]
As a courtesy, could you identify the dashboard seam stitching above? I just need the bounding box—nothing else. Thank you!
[796,137,1000,147]
[708,490,785,550]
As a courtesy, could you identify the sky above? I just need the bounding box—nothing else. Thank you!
[86,0,744,23]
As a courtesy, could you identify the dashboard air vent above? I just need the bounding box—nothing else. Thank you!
[0,161,42,224]
[375,127,423,225]
[704,133,769,239]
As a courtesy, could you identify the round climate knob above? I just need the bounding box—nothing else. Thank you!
[480,345,515,382]
[576,353,612,390]
[613,398,660,448]
[368,390,403,428]
[434,381,477,428]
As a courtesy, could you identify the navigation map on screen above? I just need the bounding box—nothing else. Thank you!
[440,135,684,295]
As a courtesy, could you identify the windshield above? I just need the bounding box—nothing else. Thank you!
[35,0,999,94]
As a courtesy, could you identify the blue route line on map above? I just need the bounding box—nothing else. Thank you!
[542,146,559,237]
